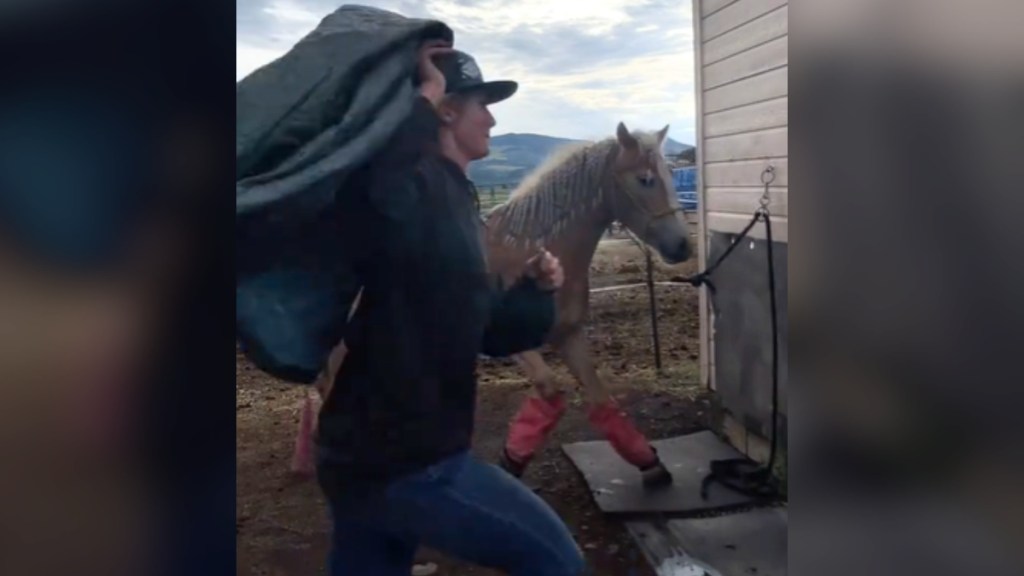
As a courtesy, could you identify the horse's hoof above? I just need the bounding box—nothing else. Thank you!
[641,459,673,489]
[498,448,528,479]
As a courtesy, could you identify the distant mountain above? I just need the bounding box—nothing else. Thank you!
[469,133,694,187]
[664,138,694,156]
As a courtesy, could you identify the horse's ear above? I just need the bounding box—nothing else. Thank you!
[616,122,638,150]
[657,124,670,144]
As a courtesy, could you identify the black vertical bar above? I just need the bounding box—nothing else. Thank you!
[645,248,662,372]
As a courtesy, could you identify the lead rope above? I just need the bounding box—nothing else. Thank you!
[674,166,781,502]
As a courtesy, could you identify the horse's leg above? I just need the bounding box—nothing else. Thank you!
[558,330,672,487]
[499,350,568,478]
[291,293,363,477]
[290,341,346,477]
[289,387,319,476]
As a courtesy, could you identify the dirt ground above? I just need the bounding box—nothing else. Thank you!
[236,237,711,576]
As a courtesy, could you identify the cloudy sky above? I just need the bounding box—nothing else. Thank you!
[237,0,696,144]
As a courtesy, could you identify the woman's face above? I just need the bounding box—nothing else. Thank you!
[0,218,188,459]
[447,94,496,161]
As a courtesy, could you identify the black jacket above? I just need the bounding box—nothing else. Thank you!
[316,96,555,491]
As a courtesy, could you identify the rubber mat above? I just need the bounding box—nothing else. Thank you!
[561,430,758,514]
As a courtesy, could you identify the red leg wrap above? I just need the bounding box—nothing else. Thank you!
[504,392,567,464]
[587,401,658,468]
[290,392,317,476]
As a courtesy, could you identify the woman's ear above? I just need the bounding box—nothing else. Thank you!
[436,96,463,125]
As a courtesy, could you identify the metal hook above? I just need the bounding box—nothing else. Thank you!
[759,164,775,212]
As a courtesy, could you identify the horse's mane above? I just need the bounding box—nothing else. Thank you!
[488,138,617,245]
[487,130,666,246]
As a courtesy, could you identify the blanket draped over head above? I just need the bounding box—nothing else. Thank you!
[236,5,453,383]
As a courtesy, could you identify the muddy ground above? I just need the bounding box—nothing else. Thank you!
[236,237,711,576]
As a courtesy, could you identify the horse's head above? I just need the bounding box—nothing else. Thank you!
[607,122,693,264]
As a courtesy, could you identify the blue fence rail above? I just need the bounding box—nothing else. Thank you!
[672,167,698,211]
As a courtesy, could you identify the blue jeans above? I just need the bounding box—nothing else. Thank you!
[321,451,586,576]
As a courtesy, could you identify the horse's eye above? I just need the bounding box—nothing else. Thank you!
[636,174,655,188]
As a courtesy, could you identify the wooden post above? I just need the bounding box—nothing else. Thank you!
[625,229,664,373]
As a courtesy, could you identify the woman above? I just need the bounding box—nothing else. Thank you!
[315,41,586,576]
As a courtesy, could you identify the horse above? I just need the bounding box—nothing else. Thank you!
[289,122,693,487]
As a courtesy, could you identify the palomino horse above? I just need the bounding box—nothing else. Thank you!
[290,122,693,487]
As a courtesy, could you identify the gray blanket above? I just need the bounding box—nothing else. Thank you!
[235,5,452,382]
[236,4,451,223]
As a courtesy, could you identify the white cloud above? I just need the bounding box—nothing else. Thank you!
[237,0,696,143]
[237,44,284,80]
[261,0,322,25]
[424,0,636,36]
[236,0,325,79]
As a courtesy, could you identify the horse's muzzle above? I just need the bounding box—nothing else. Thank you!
[660,238,692,264]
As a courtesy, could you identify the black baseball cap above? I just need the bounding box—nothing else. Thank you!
[433,50,518,105]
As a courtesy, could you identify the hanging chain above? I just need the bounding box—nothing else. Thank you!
[697,162,782,502]
[671,163,776,293]
[759,165,775,213]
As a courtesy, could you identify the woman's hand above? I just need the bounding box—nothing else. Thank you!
[525,249,564,292]
[418,40,453,105]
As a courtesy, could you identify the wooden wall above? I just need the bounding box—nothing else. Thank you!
[694,0,789,459]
